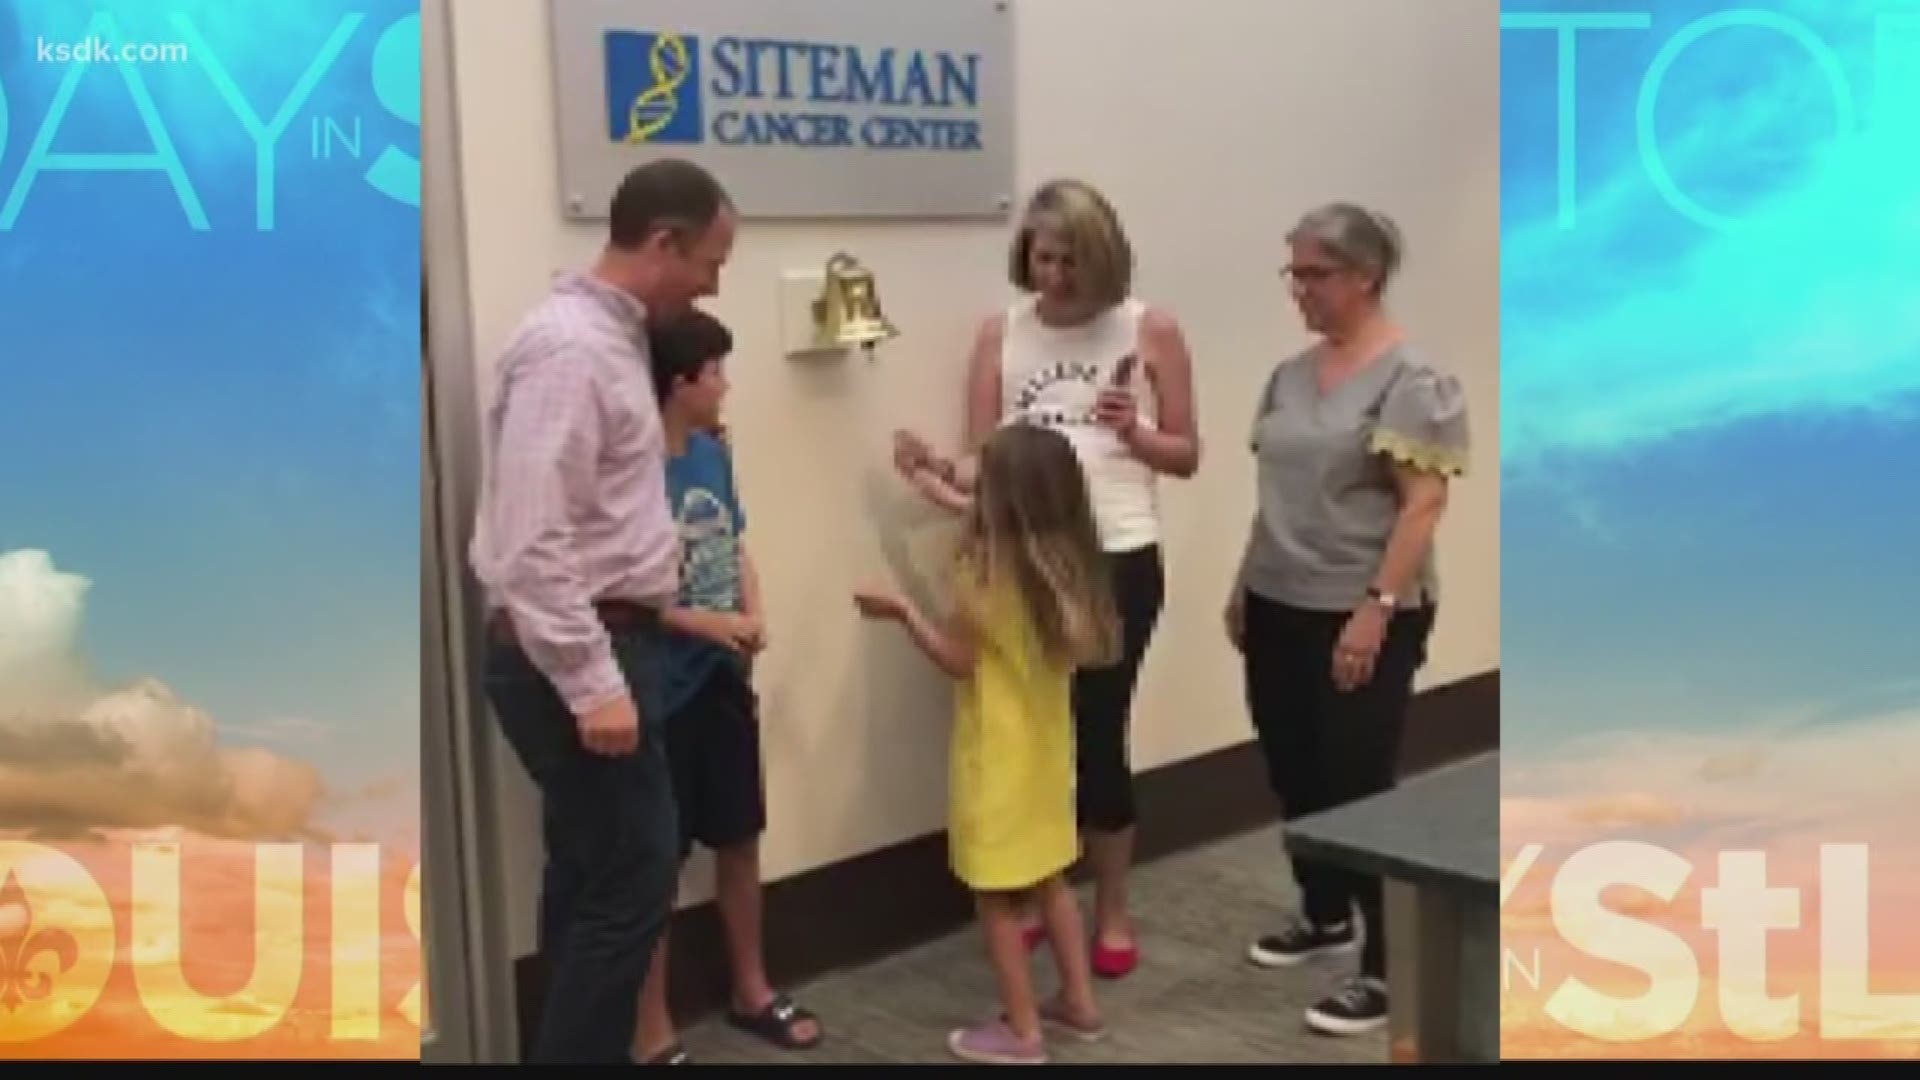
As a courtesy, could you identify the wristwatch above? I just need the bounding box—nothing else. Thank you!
[1365,586,1397,613]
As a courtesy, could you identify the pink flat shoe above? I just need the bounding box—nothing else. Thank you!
[1090,939,1138,979]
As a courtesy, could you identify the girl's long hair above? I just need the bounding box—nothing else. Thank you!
[955,423,1122,669]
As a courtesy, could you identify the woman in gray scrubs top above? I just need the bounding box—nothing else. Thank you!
[1230,204,1470,1038]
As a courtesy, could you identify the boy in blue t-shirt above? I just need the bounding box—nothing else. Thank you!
[631,309,823,1064]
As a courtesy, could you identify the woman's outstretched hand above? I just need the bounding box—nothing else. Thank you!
[891,429,972,513]
[892,429,939,479]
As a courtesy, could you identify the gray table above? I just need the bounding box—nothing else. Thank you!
[1282,751,1499,1063]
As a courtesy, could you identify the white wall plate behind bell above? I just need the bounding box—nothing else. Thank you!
[779,268,837,358]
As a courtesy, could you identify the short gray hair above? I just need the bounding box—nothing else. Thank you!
[1288,203,1404,295]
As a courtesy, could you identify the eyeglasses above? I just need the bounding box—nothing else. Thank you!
[1282,265,1344,284]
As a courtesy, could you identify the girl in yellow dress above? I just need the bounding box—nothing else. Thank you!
[856,422,1120,1065]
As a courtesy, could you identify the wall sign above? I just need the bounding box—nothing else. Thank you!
[549,0,1015,220]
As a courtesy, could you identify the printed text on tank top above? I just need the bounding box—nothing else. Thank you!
[1010,360,1131,429]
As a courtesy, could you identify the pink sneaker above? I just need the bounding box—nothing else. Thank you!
[948,1019,1046,1065]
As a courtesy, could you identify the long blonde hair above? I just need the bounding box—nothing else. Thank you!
[955,423,1121,668]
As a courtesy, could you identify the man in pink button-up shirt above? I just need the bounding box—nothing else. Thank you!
[470,158,736,1063]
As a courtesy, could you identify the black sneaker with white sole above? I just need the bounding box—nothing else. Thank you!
[1305,977,1388,1035]
[1246,918,1358,967]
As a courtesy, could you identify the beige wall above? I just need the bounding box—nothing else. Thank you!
[445,0,1500,955]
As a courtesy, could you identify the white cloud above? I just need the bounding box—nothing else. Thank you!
[1501,3,1920,469]
[222,715,331,747]
[0,549,325,840]
[1506,697,1920,848]
[0,549,92,711]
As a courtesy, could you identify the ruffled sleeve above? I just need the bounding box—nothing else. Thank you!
[1370,364,1470,477]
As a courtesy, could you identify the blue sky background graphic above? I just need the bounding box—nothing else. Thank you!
[0,0,420,834]
[1500,0,1918,762]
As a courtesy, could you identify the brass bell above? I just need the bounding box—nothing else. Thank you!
[811,252,899,352]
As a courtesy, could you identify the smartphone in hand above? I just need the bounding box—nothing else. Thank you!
[1111,353,1138,387]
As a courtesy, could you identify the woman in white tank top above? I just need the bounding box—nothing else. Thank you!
[893,179,1201,980]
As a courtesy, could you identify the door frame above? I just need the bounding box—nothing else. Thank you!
[421,0,519,1060]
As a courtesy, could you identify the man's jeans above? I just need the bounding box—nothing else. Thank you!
[482,616,678,1064]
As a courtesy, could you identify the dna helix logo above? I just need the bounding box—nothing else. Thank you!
[626,33,690,144]
[606,31,703,144]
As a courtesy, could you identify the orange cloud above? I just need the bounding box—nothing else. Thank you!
[1507,706,1920,838]
[1502,983,1920,1061]
[0,552,417,1058]
[0,551,326,841]
[1502,702,1920,1062]
[1699,748,1765,782]
[1572,793,1692,828]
